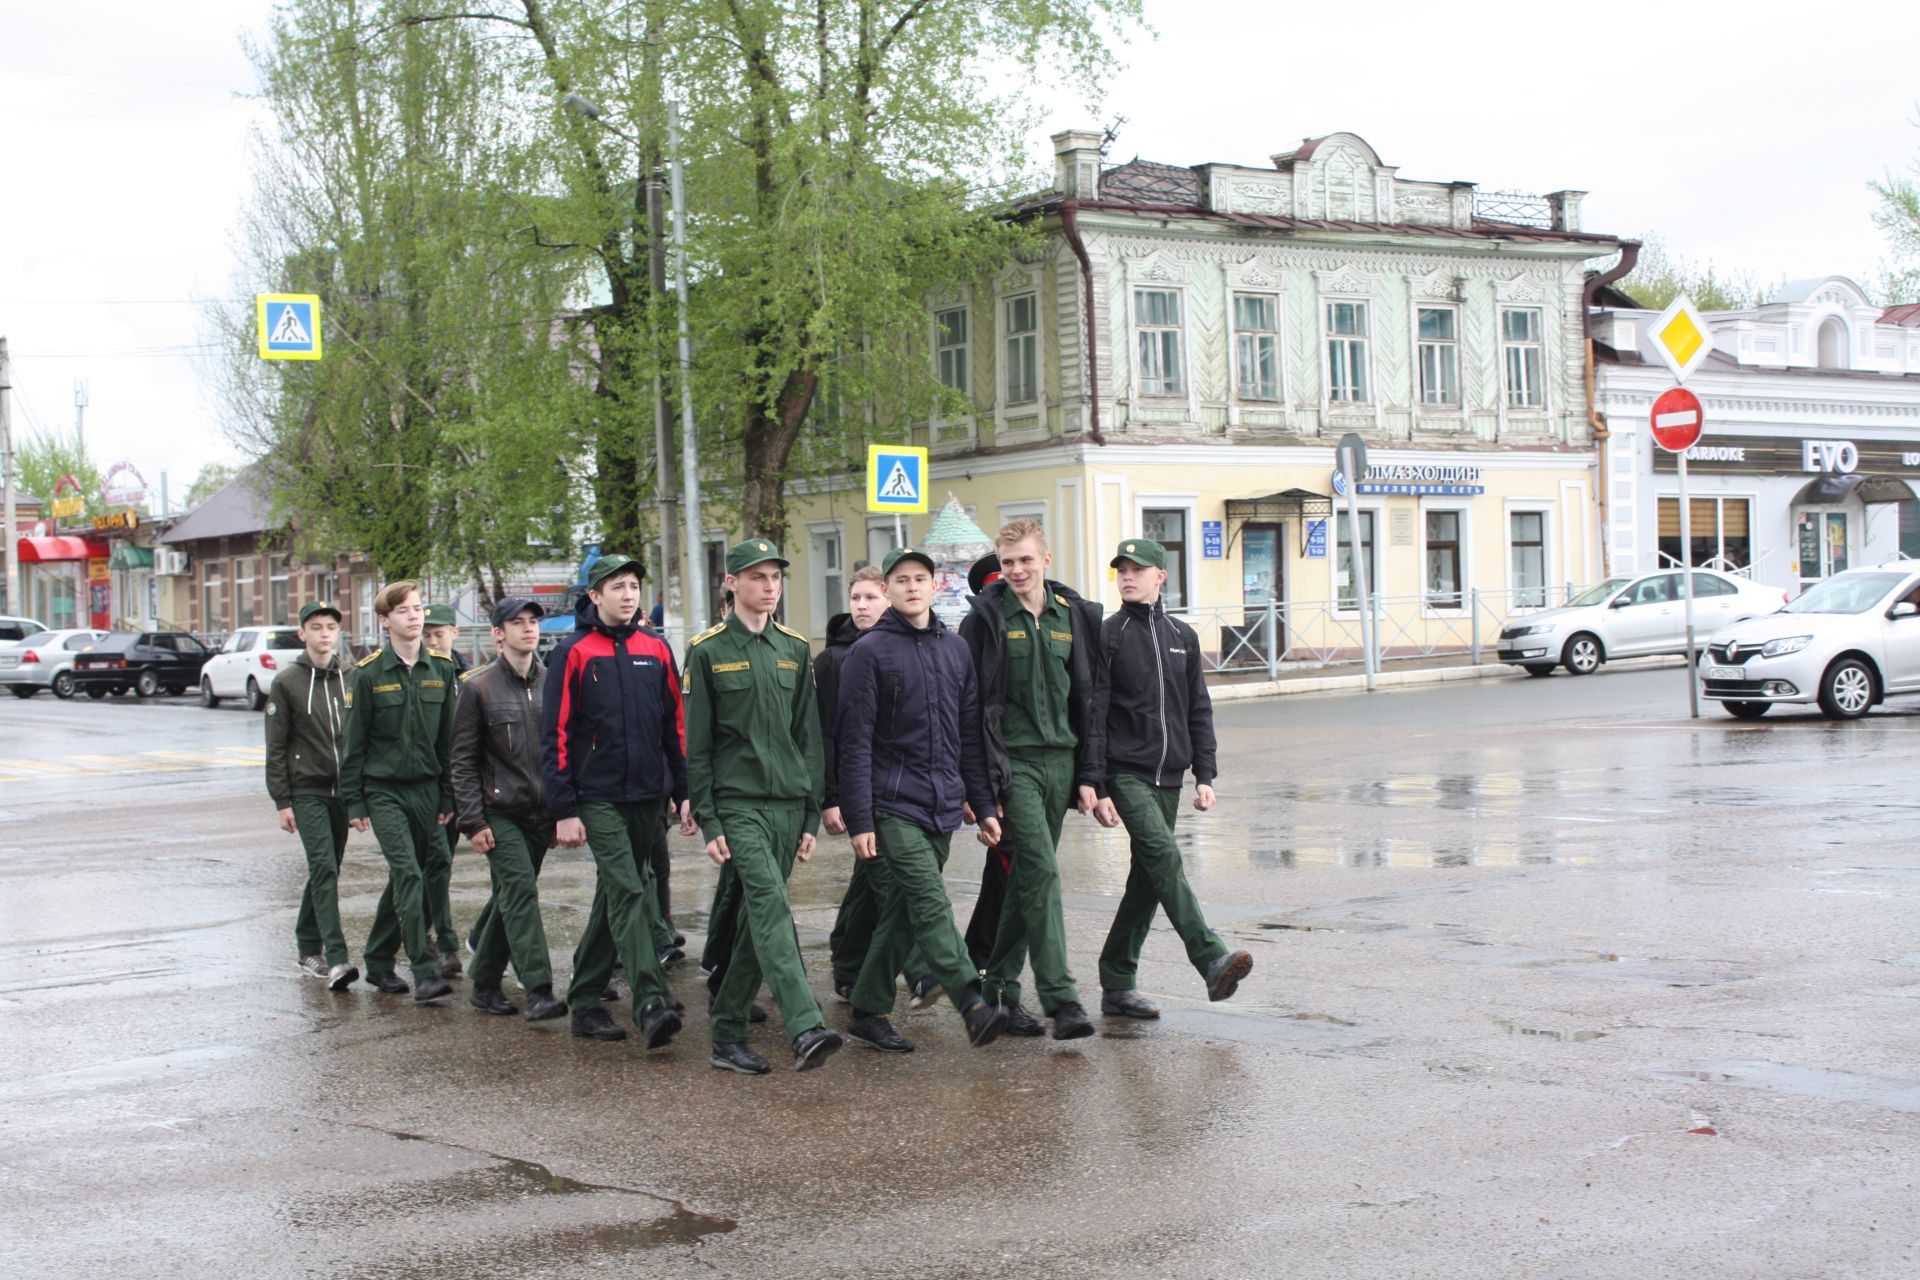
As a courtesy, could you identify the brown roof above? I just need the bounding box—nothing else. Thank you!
[158,464,272,544]
[1881,303,1920,327]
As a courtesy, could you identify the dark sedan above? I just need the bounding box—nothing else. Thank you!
[70,631,214,699]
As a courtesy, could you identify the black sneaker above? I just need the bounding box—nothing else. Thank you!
[906,975,943,1010]
[412,975,453,1004]
[523,988,568,1022]
[639,998,682,1049]
[997,995,1046,1037]
[1205,950,1254,1003]
[658,945,686,967]
[961,996,1011,1048]
[710,1041,771,1075]
[365,970,410,996]
[1050,1000,1094,1041]
[846,1012,915,1053]
[1101,989,1160,1020]
[792,1027,843,1072]
[570,1007,628,1041]
[469,984,517,1016]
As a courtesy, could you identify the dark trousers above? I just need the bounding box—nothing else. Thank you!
[566,802,672,1014]
[469,814,556,991]
[363,780,445,980]
[291,795,350,967]
[850,816,980,1016]
[1096,775,1228,991]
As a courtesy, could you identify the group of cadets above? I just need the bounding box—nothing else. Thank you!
[266,520,1253,1075]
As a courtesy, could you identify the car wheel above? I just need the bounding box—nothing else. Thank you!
[1522,664,1556,678]
[245,677,267,711]
[8,686,35,699]
[1561,633,1602,676]
[135,669,161,698]
[85,686,108,700]
[1817,657,1876,720]
[201,678,222,709]
[1722,700,1771,720]
[51,671,75,699]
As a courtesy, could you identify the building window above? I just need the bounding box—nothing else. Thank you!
[202,564,226,635]
[357,578,375,648]
[1658,496,1751,570]
[1502,308,1545,408]
[810,526,843,635]
[935,307,968,394]
[1416,306,1460,406]
[1141,508,1189,610]
[1134,288,1185,396]
[268,555,291,625]
[233,557,257,629]
[1233,293,1280,400]
[1326,300,1369,402]
[1510,511,1549,608]
[865,521,904,571]
[1424,510,1464,609]
[1335,509,1378,610]
[1004,294,1038,404]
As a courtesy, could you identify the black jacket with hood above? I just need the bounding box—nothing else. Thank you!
[264,650,350,808]
[812,611,863,809]
[958,578,1104,803]
[1090,599,1217,795]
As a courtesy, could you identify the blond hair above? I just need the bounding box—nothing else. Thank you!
[374,580,420,617]
[995,517,1047,550]
[849,564,884,587]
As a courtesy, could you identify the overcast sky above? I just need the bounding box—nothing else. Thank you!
[3,0,1918,501]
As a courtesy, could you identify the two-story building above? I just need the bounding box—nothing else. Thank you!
[777,128,1626,661]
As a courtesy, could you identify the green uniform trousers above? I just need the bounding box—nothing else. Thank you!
[829,859,932,990]
[1097,775,1229,991]
[983,747,1080,1013]
[851,815,981,1016]
[469,815,555,991]
[430,821,460,956]
[709,802,823,1045]
[291,795,350,967]
[363,780,446,980]
[566,802,671,1012]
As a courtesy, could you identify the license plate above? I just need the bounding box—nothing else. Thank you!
[1706,666,1744,681]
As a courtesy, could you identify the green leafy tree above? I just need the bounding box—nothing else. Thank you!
[1615,235,1767,312]
[15,426,99,513]
[1870,119,1920,302]
[184,462,240,509]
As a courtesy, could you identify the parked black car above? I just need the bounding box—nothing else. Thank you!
[70,631,213,699]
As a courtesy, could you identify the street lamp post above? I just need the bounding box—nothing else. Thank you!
[1,337,18,617]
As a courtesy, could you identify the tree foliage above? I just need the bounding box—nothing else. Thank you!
[15,426,99,511]
[1615,235,1767,313]
[1870,117,1920,303]
[184,462,240,510]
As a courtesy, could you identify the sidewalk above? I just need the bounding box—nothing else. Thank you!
[1204,651,1688,701]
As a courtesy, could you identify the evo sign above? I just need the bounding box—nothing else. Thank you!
[1653,434,1920,476]
[1801,439,1859,474]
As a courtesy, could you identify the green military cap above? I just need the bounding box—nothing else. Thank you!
[882,546,938,577]
[298,600,343,625]
[423,603,457,627]
[1110,537,1167,570]
[586,552,646,590]
[725,538,789,575]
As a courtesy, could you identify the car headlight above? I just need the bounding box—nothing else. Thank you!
[1760,635,1812,657]
[1507,624,1554,637]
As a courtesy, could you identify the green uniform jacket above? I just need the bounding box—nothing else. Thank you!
[682,614,824,842]
[263,650,350,808]
[340,644,458,820]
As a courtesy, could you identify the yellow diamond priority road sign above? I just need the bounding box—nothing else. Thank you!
[1647,294,1713,383]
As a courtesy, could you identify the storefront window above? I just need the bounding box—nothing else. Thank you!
[234,558,257,629]
[268,555,291,625]
[1900,499,1920,560]
[202,565,226,635]
[1142,508,1189,610]
[1510,511,1548,608]
[1335,510,1378,611]
[1424,510,1463,609]
[1657,497,1751,570]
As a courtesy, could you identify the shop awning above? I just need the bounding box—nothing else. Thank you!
[17,535,109,564]
[1790,473,1919,505]
[109,543,155,570]
[1224,488,1334,554]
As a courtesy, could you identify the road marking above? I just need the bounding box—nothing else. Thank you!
[66,754,190,772]
[0,758,110,775]
[140,750,259,767]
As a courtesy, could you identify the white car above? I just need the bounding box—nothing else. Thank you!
[1498,569,1788,677]
[0,629,110,699]
[1702,562,1920,720]
[0,615,50,645]
[200,625,305,710]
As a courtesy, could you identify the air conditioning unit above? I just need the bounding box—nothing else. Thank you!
[155,549,189,577]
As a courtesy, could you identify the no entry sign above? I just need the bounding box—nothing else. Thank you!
[1650,387,1705,453]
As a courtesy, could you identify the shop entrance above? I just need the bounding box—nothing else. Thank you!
[1223,522,1286,667]
[1795,508,1850,591]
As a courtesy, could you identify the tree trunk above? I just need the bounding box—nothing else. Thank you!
[739,364,819,547]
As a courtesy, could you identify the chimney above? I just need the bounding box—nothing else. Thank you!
[1052,128,1104,200]
[1548,190,1586,233]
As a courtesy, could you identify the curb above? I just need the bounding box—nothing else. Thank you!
[1206,653,1689,701]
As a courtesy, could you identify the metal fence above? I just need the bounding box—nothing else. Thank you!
[1167,584,1597,678]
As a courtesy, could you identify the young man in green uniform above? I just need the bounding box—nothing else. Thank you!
[960,519,1104,1040]
[267,600,357,992]
[342,580,458,1003]
[1088,539,1253,1018]
[686,539,841,1074]
[423,602,466,976]
[451,597,567,1023]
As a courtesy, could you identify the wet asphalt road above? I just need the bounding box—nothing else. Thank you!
[1,669,1916,1279]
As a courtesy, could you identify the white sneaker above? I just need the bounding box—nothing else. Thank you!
[297,954,328,979]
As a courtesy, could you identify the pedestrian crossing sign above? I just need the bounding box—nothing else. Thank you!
[256,293,323,361]
[866,443,928,514]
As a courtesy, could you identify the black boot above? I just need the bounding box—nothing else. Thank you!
[961,996,1011,1048]
[710,1041,771,1074]
[523,987,568,1022]
[845,1011,915,1053]
[1101,988,1160,1019]
[469,984,517,1016]
[792,1027,843,1072]
[570,1007,628,1041]
[412,975,453,1004]
[364,970,410,996]
[996,995,1046,1037]
[1050,1000,1094,1040]
[638,997,682,1049]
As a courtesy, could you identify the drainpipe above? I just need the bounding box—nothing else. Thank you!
[1581,240,1640,578]
[1058,200,1106,447]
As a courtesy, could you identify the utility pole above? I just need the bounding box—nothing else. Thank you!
[74,379,88,456]
[669,100,707,636]
[645,162,681,637]
[2,337,18,616]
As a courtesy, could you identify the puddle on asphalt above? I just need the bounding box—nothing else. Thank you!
[1247,841,1583,871]
[1492,1017,1606,1043]
[0,1043,262,1102]
[1285,1012,1357,1026]
[1648,1060,1920,1114]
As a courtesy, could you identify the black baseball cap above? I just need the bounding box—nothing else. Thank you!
[489,596,546,627]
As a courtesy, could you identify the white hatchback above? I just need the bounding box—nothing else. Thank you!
[1498,569,1788,677]
[200,625,306,710]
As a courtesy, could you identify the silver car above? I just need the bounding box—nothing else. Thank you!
[0,628,111,700]
[1702,562,1920,719]
[1498,569,1788,677]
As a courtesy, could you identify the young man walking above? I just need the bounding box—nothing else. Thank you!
[1089,539,1253,1017]
[683,539,842,1075]
[960,519,1104,1040]
[450,597,567,1024]
[422,602,467,976]
[342,581,458,1003]
[839,547,1011,1055]
[542,554,688,1048]
[267,600,357,992]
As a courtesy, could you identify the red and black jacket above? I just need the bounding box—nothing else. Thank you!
[540,601,687,819]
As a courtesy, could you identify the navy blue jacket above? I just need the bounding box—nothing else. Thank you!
[540,599,687,820]
[835,608,996,838]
